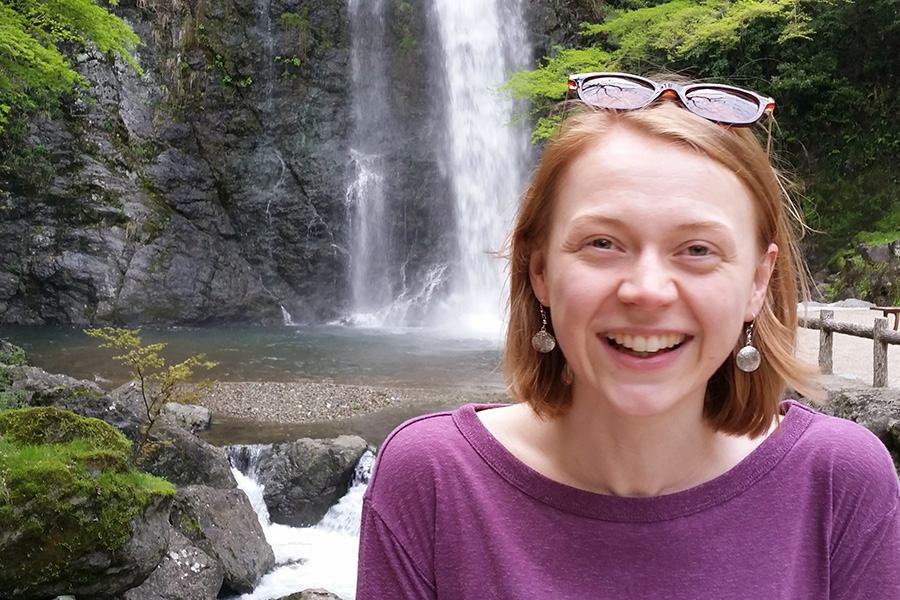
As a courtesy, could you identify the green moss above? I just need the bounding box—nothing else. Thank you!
[0,407,174,590]
[0,407,130,453]
[279,10,309,29]
[179,511,202,535]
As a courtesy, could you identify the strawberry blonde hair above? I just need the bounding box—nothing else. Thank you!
[503,102,819,437]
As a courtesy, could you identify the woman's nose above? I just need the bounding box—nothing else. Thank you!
[617,253,678,307]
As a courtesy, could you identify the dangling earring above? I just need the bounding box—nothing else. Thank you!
[531,304,556,353]
[736,321,761,373]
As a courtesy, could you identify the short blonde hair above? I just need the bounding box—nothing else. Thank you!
[503,102,819,437]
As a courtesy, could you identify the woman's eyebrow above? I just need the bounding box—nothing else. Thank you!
[566,215,734,234]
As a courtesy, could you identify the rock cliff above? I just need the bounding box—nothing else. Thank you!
[0,0,596,326]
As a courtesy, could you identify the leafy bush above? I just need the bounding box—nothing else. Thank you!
[83,327,217,460]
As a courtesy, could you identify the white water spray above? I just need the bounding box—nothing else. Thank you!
[228,447,374,600]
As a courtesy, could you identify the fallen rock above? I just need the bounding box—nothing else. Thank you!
[160,401,211,432]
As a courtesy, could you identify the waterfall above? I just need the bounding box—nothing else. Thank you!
[346,0,395,323]
[432,0,532,335]
[225,446,375,600]
[346,0,532,333]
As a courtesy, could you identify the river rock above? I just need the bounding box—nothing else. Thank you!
[815,384,900,466]
[160,401,212,432]
[4,364,142,439]
[0,407,173,599]
[122,528,224,600]
[139,423,237,489]
[169,485,275,595]
[257,435,369,527]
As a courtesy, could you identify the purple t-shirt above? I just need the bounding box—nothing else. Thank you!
[357,401,900,599]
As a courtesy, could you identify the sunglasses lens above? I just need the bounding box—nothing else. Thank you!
[577,76,657,110]
[683,88,762,125]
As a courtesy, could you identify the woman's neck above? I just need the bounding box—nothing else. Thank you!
[480,396,773,498]
[548,400,738,496]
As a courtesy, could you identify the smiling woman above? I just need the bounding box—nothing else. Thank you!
[356,74,900,599]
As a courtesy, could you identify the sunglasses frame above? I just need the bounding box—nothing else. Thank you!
[567,72,775,127]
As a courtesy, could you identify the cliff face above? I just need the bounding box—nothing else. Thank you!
[0,0,594,326]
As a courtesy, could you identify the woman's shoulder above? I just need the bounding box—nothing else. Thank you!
[366,404,497,498]
[783,400,899,504]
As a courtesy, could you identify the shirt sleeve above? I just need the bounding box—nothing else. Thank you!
[825,418,900,600]
[356,499,437,600]
[830,499,900,599]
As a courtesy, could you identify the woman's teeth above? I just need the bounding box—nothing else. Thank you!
[607,333,686,354]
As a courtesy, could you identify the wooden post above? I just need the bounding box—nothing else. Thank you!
[819,309,833,375]
[873,318,888,387]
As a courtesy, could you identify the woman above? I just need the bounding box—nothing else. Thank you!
[356,73,900,598]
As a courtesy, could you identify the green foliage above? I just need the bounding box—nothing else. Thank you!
[0,345,26,367]
[0,0,142,137]
[392,1,417,51]
[279,11,309,29]
[83,327,217,460]
[0,344,27,412]
[0,407,174,590]
[508,0,900,272]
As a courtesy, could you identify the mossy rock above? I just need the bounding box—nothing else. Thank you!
[0,407,175,598]
[0,406,131,455]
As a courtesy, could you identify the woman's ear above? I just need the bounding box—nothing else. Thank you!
[530,249,549,305]
[745,243,778,320]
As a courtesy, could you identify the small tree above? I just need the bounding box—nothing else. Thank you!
[84,327,217,459]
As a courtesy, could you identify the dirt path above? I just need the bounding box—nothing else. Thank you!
[797,304,900,389]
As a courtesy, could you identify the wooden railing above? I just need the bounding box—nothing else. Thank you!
[798,309,900,387]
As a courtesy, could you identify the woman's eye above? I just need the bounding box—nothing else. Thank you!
[590,238,613,250]
[685,245,710,256]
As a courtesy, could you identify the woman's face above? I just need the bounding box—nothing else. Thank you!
[529,127,777,421]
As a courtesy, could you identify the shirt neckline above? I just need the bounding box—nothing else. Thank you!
[453,400,815,522]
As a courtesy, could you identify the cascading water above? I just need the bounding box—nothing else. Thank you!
[431,0,532,334]
[226,446,375,600]
[346,0,532,333]
[346,0,395,325]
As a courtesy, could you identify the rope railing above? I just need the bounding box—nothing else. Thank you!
[798,309,900,387]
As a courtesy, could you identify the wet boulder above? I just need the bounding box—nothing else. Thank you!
[169,485,274,595]
[257,435,369,527]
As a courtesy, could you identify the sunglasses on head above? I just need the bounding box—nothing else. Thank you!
[567,72,775,127]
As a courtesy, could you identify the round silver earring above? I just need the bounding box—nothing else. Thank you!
[736,321,761,373]
[531,304,556,353]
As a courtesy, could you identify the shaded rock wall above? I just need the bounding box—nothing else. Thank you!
[0,0,596,326]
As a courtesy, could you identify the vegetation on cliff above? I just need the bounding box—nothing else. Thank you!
[0,0,141,138]
[509,0,900,269]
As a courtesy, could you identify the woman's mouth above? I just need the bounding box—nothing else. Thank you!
[607,333,686,357]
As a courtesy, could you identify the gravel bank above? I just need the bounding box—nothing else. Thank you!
[202,380,509,424]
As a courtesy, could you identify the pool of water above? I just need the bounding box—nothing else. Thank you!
[0,324,505,387]
[0,324,508,445]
